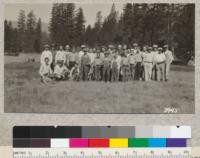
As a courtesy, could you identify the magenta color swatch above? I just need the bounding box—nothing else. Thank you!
[69,138,89,148]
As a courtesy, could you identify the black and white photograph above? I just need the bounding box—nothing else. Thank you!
[4,3,195,113]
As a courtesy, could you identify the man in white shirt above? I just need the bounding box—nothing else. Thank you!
[134,46,143,80]
[142,46,154,81]
[53,61,69,81]
[164,45,174,81]
[154,47,166,81]
[128,49,136,80]
[40,44,53,66]
[55,45,66,65]
[39,57,52,83]
[64,45,71,67]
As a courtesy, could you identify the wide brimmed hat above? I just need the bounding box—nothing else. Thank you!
[153,44,158,48]
[44,44,49,48]
[133,43,138,47]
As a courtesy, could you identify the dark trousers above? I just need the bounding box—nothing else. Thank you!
[134,62,143,80]
[130,64,135,81]
[81,65,90,81]
[103,66,111,82]
[95,65,101,81]
[152,65,157,80]
[121,65,130,82]
[111,67,119,82]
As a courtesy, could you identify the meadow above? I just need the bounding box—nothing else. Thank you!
[4,54,194,113]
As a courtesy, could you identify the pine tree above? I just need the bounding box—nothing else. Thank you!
[25,10,37,52]
[74,7,85,46]
[64,3,75,46]
[4,20,9,52]
[174,4,195,59]
[49,3,60,44]
[17,10,26,52]
[122,3,133,44]
[4,20,19,53]
[101,4,118,45]
[94,11,103,45]
[34,18,42,53]
[84,25,95,46]
[49,3,75,46]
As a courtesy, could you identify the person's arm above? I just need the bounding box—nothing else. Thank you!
[49,67,52,75]
[170,51,174,63]
[88,55,91,65]
[53,65,58,75]
[55,52,58,64]
[163,54,166,63]
[63,53,66,64]
[40,52,44,65]
[49,52,53,65]
[39,65,43,76]
[120,58,123,67]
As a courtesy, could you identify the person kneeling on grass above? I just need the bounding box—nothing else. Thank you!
[70,63,80,81]
[39,57,53,83]
[53,61,69,81]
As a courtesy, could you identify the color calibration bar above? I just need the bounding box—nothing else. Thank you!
[13,126,191,148]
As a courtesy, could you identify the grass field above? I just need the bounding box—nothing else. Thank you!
[4,54,195,113]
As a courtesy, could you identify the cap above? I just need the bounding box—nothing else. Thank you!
[65,45,70,48]
[158,47,163,51]
[148,46,152,50]
[81,45,86,48]
[164,45,169,48]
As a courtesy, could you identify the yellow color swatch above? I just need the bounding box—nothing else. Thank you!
[109,138,128,148]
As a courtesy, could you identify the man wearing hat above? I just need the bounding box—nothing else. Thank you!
[154,47,166,81]
[39,57,53,83]
[128,49,136,81]
[111,50,121,82]
[132,43,138,54]
[102,51,111,82]
[134,45,143,80]
[120,51,130,82]
[142,46,154,81]
[152,44,159,80]
[55,45,66,65]
[64,45,71,67]
[80,47,91,81]
[68,47,78,70]
[93,49,103,81]
[40,44,53,66]
[79,45,85,59]
[164,45,174,81]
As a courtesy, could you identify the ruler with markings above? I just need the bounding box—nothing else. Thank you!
[13,148,191,158]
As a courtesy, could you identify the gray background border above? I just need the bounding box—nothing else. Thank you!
[0,0,199,146]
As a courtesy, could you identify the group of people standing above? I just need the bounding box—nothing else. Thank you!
[39,43,174,83]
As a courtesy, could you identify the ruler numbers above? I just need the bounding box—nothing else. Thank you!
[13,148,191,158]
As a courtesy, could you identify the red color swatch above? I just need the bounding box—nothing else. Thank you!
[88,139,109,147]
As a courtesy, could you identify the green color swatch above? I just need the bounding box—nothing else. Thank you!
[128,138,149,147]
